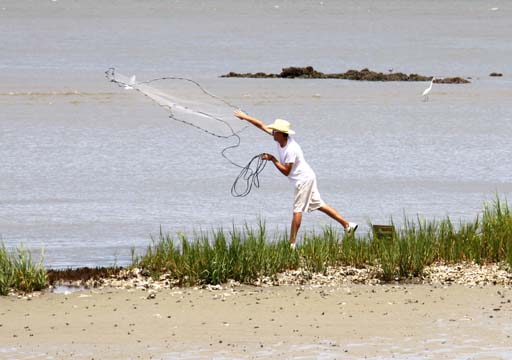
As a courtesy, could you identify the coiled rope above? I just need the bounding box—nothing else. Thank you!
[230,154,268,197]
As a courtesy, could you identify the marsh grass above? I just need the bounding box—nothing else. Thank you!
[300,227,341,273]
[370,199,512,280]
[0,244,47,295]
[134,199,512,285]
[134,223,300,286]
[2,199,512,294]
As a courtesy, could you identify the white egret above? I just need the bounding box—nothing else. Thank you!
[422,77,435,101]
[124,75,136,90]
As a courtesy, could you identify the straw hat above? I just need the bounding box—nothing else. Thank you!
[266,119,295,135]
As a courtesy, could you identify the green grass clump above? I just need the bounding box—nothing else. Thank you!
[0,244,47,295]
[480,199,512,265]
[370,198,512,280]
[133,223,300,286]
[300,227,342,273]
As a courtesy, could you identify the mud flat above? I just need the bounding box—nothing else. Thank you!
[1,276,511,359]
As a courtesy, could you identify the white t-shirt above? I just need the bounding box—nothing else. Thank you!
[277,137,316,186]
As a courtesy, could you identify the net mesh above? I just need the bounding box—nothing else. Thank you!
[105,68,247,167]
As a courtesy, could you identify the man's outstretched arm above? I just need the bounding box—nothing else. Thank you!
[234,110,272,135]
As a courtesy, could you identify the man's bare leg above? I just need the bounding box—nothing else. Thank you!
[318,204,350,229]
[290,212,302,247]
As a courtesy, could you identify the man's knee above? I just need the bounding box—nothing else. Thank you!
[292,212,302,224]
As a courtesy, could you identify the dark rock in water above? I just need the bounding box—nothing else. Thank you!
[221,66,470,83]
[280,66,324,78]
[331,68,433,81]
[434,77,470,84]
[490,72,503,77]
[222,71,278,78]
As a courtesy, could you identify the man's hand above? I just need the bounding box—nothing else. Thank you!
[234,110,272,135]
[234,109,248,120]
[261,153,275,162]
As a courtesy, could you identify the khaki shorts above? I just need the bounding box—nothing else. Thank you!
[293,178,325,213]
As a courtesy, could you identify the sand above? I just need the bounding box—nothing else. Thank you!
[1,284,511,359]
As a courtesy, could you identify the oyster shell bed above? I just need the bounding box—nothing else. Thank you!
[51,262,512,293]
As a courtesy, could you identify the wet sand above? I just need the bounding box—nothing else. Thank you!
[1,284,511,359]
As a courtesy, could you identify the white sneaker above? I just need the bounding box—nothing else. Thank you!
[346,222,358,235]
[290,243,296,250]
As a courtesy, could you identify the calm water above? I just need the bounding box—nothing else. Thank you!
[1,1,511,268]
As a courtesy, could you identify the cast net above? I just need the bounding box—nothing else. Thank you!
[105,68,266,197]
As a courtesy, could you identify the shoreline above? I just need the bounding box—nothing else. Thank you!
[41,261,512,296]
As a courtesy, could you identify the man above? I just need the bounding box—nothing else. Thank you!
[234,110,357,248]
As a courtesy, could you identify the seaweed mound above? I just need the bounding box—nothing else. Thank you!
[47,267,122,285]
[222,66,470,83]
